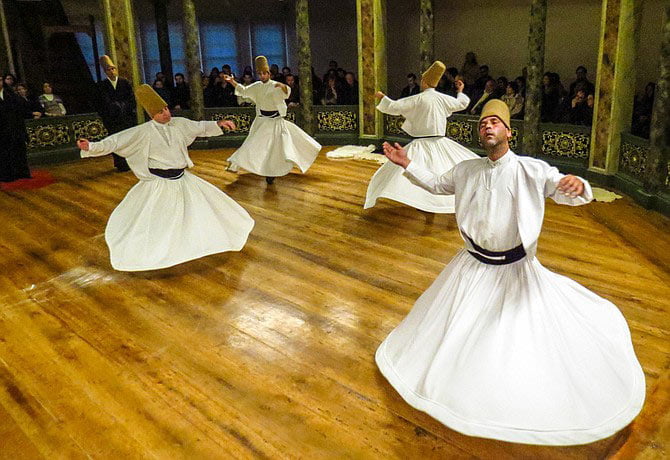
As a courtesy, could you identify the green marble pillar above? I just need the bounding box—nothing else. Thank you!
[419,0,434,73]
[100,0,143,123]
[644,7,670,193]
[154,0,174,86]
[589,0,641,174]
[181,0,204,120]
[357,0,387,139]
[0,0,14,75]
[296,0,314,135]
[522,0,547,157]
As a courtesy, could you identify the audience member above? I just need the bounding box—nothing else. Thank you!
[341,71,358,104]
[568,66,595,98]
[460,51,479,90]
[152,79,172,107]
[400,73,420,98]
[468,78,497,115]
[322,76,342,105]
[541,72,562,122]
[15,83,43,119]
[172,73,190,110]
[216,70,237,107]
[474,65,491,94]
[285,74,300,107]
[568,88,594,125]
[39,82,67,117]
[502,81,524,119]
[3,73,16,88]
[0,76,31,182]
[631,82,655,138]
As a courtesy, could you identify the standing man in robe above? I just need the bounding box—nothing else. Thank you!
[224,56,321,185]
[365,61,479,213]
[77,84,254,272]
[376,99,645,445]
[0,77,31,182]
[96,55,136,172]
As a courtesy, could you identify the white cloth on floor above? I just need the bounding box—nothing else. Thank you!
[365,89,479,213]
[376,151,645,445]
[228,80,321,177]
[81,117,254,271]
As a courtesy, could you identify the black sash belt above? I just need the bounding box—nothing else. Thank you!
[411,135,443,139]
[149,168,185,179]
[260,109,280,118]
[464,233,526,265]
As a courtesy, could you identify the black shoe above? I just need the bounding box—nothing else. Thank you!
[265,177,275,185]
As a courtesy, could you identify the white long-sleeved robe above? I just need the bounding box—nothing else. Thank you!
[81,117,254,271]
[227,80,321,177]
[375,151,645,445]
[364,89,480,213]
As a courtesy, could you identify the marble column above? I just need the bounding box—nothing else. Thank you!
[419,0,434,73]
[522,0,547,157]
[644,7,670,193]
[154,0,174,86]
[589,0,642,174]
[357,0,387,139]
[181,0,204,120]
[296,0,315,135]
[100,0,143,123]
[0,0,14,75]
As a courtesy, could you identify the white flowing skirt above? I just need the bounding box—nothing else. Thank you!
[376,250,645,445]
[227,116,322,177]
[105,172,254,271]
[364,137,479,213]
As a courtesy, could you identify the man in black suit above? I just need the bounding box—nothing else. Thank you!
[0,77,31,182]
[96,55,136,172]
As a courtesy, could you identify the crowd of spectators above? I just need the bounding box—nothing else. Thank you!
[2,52,657,138]
[396,52,656,136]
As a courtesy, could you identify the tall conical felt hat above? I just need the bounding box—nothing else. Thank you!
[99,55,115,70]
[479,99,511,128]
[421,61,446,88]
[135,84,167,117]
[254,55,269,73]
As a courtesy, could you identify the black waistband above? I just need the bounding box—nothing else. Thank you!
[149,168,184,179]
[411,135,443,139]
[260,109,280,118]
[463,232,526,265]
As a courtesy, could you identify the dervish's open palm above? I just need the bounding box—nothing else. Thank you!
[383,142,410,168]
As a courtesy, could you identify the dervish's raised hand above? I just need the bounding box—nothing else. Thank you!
[274,82,288,94]
[455,79,465,93]
[217,120,236,131]
[375,91,386,100]
[77,138,90,151]
[382,141,410,169]
[557,174,584,198]
[223,75,237,87]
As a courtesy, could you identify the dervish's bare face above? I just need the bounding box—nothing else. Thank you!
[478,116,510,150]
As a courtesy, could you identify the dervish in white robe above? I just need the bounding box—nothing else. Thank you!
[80,116,254,272]
[365,62,479,213]
[227,78,321,180]
[376,104,645,445]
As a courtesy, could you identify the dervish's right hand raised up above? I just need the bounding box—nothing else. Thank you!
[383,141,410,169]
[223,74,237,87]
[375,91,386,101]
[77,139,90,151]
[455,79,465,93]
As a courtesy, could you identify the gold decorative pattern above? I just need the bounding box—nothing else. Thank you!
[446,120,472,145]
[73,120,108,142]
[27,124,71,149]
[384,114,405,136]
[542,131,590,159]
[509,127,519,150]
[619,141,648,179]
[210,113,253,134]
[285,112,297,123]
[317,110,358,132]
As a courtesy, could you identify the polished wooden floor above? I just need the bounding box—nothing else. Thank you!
[0,148,668,459]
